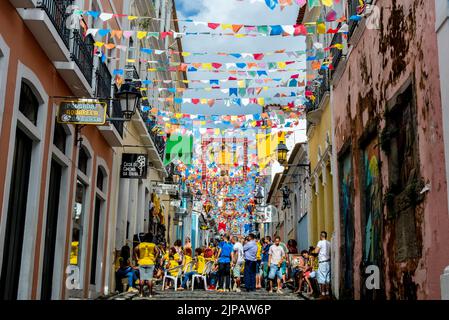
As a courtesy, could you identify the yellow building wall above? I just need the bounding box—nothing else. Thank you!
[308,100,334,246]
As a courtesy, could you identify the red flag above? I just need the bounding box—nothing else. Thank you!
[208,23,220,30]
[253,53,264,60]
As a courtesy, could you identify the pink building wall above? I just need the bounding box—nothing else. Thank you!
[332,0,449,299]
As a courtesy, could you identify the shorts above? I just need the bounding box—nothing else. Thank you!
[139,265,155,281]
[317,261,330,284]
[256,260,261,273]
[268,264,283,280]
[233,262,243,277]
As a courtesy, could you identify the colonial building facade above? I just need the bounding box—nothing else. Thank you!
[0,0,183,300]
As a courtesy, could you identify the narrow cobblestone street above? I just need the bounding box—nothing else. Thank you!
[107,284,305,300]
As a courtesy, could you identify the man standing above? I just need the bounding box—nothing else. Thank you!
[315,231,331,297]
[217,235,233,292]
[231,236,244,292]
[261,236,272,288]
[243,233,258,292]
[268,236,286,294]
[134,233,159,297]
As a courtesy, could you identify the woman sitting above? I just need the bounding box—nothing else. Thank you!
[115,245,138,293]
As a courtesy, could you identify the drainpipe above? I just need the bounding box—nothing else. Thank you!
[441,265,449,300]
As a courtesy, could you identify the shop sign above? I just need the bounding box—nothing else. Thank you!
[120,153,148,179]
[58,100,107,125]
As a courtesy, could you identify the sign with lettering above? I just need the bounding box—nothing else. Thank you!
[58,100,107,125]
[120,154,147,179]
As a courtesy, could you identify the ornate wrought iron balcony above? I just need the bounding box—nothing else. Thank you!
[306,71,330,114]
[37,0,73,49]
[71,30,94,86]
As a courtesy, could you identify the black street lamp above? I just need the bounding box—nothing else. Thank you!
[115,81,142,120]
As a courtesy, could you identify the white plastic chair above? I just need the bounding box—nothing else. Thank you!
[162,265,183,291]
[191,261,214,291]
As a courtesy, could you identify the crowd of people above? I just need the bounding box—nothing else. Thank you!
[115,231,332,299]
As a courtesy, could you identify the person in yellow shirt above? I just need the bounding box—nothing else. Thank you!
[183,247,194,273]
[179,248,206,290]
[134,233,159,297]
[256,238,263,289]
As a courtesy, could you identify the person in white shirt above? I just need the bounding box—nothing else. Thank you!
[268,236,286,294]
[231,236,245,292]
[315,231,331,297]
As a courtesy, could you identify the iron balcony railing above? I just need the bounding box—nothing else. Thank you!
[143,115,166,160]
[306,71,330,113]
[330,31,343,77]
[37,0,73,49]
[103,84,124,137]
[71,30,94,85]
[96,61,112,99]
[348,0,361,38]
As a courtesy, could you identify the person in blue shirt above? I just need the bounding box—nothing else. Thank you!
[216,234,233,292]
[243,233,258,292]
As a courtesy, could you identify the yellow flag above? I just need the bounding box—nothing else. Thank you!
[321,0,333,6]
[277,62,287,69]
[128,15,138,20]
[202,63,212,70]
[181,52,191,57]
[221,24,232,30]
[137,31,147,39]
[317,22,326,34]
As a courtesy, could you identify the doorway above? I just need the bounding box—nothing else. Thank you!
[41,159,62,300]
[0,129,33,300]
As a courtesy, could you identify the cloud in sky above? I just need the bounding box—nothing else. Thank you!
[174,0,306,116]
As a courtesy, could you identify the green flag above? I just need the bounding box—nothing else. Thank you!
[163,134,193,166]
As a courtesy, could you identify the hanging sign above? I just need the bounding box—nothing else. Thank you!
[120,153,148,179]
[57,100,107,125]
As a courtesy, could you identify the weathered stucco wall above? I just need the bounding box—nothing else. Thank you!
[332,0,449,299]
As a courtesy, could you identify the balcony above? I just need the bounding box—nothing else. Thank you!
[141,112,166,161]
[9,0,37,9]
[306,71,330,125]
[348,0,361,38]
[330,31,343,75]
[71,30,94,86]
[97,79,124,147]
[17,0,94,96]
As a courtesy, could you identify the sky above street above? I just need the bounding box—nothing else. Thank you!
[175,0,306,116]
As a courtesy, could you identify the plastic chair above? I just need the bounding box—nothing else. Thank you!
[191,261,214,291]
[162,265,183,291]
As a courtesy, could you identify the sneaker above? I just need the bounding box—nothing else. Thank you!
[268,290,273,293]
[277,289,283,294]
[235,288,241,293]
[207,285,216,290]
[127,287,138,293]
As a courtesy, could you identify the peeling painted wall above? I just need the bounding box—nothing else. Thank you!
[332,0,449,299]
